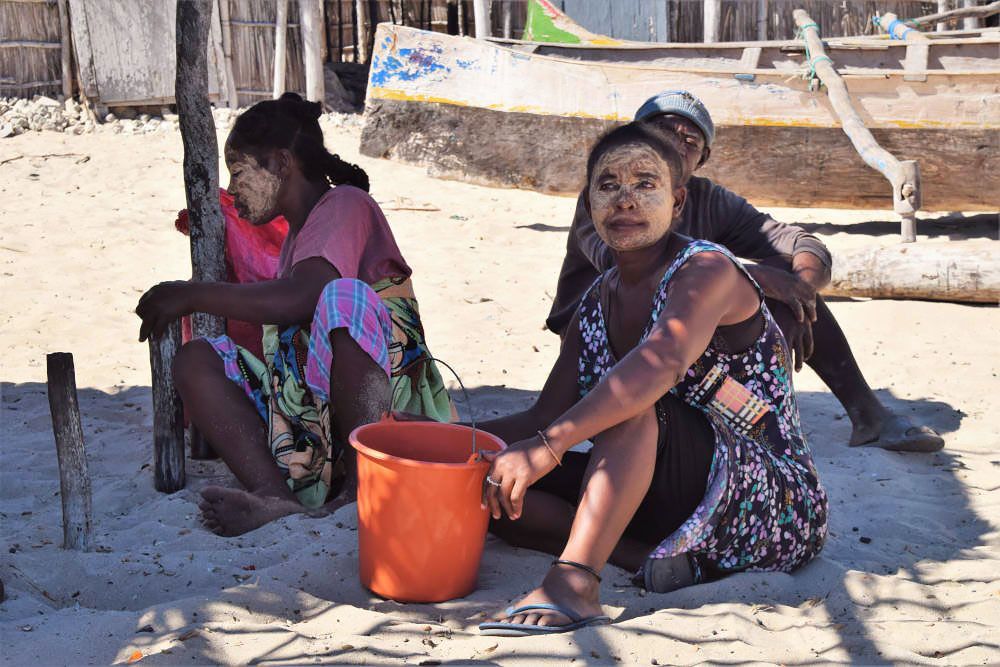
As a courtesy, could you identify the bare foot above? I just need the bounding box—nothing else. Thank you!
[493,563,604,629]
[849,413,944,452]
[199,486,303,536]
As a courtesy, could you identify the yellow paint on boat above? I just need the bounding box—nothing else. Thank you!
[369,87,999,130]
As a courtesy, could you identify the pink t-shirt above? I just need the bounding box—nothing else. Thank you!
[277,185,411,282]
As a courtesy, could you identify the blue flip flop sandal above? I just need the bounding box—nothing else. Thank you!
[479,559,611,636]
[478,602,611,636]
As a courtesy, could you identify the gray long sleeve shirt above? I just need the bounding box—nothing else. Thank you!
[546,175,832,335]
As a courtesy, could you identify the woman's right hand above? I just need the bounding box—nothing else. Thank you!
[136,280,194,342]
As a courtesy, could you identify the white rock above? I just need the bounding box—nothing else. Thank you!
[35,95,60,107]
[0,123,13,138]
[105,113,117,123]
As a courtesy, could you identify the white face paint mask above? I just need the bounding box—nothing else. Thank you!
[224,148,282,225]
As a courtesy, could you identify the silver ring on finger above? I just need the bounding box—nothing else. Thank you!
[485,475,502,488]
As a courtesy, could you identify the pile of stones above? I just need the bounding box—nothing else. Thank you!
[1,95,362,139]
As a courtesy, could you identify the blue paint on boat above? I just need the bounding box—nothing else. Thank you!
[370,44,450,87]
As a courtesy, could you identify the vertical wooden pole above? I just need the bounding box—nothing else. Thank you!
[57,0,72,99]
[963,0,982,29]
[355,0,369,62]
[937,1,950,31]
[472,0,489,38]
[300,0,326,102]
[703,0,721,42]
[177,0,226,457]
[46,353,93,551]
[149,322,186,492]
[217,0,239,106]
[458,0,466,36]
[756,0,768,40]
[501,0,511,38]
[274,0,289,98]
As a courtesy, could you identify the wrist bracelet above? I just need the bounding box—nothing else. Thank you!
[537,430,562,466]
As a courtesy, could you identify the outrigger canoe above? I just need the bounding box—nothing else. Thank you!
[359,9,999,211]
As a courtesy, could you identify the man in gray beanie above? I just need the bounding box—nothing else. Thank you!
[546,90,942,452]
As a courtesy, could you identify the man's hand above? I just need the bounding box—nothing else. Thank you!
[746,263,818,325]
[136,281,194,342]
[745,263,818,372]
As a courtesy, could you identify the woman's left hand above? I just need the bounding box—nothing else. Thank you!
[481,435,560,521]
[136,280,194,342]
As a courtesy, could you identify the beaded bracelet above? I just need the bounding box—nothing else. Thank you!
[537,430,562,467]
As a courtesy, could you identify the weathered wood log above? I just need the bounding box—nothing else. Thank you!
[794,10,921,242]
[273,0,288,98]
[824,242,999,303]
[299,0,325,102]
[149,321,186,492]
[176,0,225,460]
[46,353,93,551]
[936,1,949,32]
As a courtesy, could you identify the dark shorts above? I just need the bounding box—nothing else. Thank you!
[534,393,716,546]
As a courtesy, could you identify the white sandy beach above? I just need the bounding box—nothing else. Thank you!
[1,119,998,665]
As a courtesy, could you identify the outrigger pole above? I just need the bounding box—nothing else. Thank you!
[793,9,922,243]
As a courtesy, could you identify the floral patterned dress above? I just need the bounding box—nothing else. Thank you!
[577,239,828,580]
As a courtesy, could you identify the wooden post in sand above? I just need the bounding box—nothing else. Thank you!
[149,322,186,492]
[176,0,225,459]
[937,1,950,31]
[794,9,921,242]
[46,353,93,551]
[273,0,289,98]
[472,0,489,39]
[704,0,722,42]
[299,0,326,102]
[56,0,72,100]
[355,0,369,63]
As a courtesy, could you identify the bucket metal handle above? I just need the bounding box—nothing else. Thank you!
[391,356,479,459]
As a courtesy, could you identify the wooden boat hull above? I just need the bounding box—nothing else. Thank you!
[360,24,1000,211]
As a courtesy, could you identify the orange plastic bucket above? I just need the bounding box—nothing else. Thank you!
[349,420,505,602]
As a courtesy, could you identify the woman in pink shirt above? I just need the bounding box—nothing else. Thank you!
[136,93,450,536]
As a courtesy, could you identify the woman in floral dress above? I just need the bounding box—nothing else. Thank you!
[475,122,828,636]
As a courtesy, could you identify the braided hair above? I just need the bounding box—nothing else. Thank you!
[228,92,370,192]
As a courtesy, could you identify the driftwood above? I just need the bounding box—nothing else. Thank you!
[56,0,71,99]
[176,0,225,460]
[794,9,921,242]
[149,321,186,492]
[273,0,288,98]
[825,242,999,303]
[46,353,93,551]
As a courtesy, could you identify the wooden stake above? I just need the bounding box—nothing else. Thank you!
[937,0,950,32]
[217,0,239,106]
[964,0,983,29]
[299,0,325,102]
[473,0,489,39]
[793,10,921,243]
[176,0,226,337]
[56,0,72,99]
[355,0,369,63]
[274,0,289,98]
[176,0,225,459]
[46,353,93,551]
[149,322,186,492]
[502,0,512,39]
[756,0,768,41]
[703,0,721,43]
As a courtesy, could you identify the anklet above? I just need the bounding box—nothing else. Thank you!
[552,559,602,582]
[537,430,562,466]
